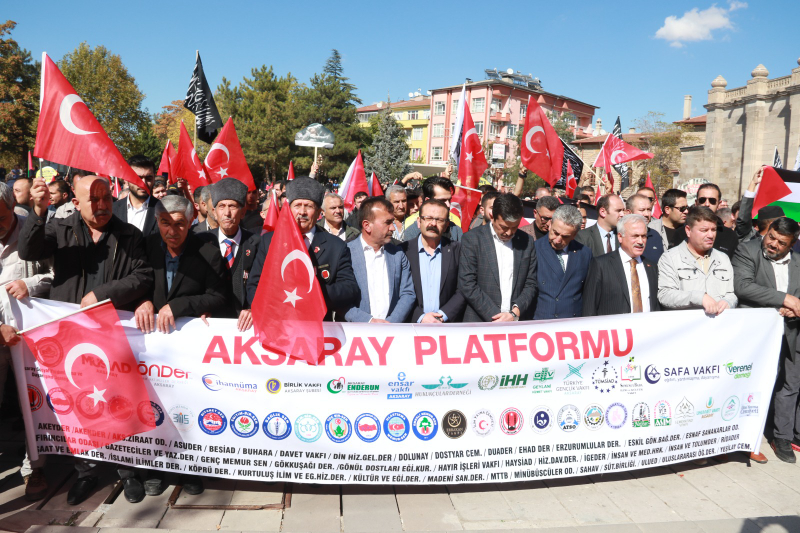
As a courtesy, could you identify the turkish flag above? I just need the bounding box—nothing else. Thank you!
[520,96,564,187]
[566,160,577,198]
[594,134,653,183]
[287,161,295,181]
[369,172,383,196]
[21,301,154,454]
[34,53,149,193]
[752,166,793,217]
[454,109,488,231]
[203,118,256,191]
[251,201,327,365]
[157,140,177,183]
[645,172,663,218]
[175,122,209,190]
[343,151,369,211]
[261,190,280,235]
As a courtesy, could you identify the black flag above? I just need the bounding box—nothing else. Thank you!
[559,140,583,192]
[612,116,629,190]
[184,52,223,144]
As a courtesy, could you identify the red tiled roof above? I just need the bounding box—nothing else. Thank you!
[674,115,707,125]
[357,98,431,113]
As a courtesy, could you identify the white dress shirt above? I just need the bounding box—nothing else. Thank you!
[218,227,242,260]
[361,236,390,320]
[323,220,346,241]
[765,251,791,293]
[126,196,149,233]
[557,248,569,272]
[304,226,316,249]
[618,248,651,313]
[490,224,514,313]
[597,224,616,252]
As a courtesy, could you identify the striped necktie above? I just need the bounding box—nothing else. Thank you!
[223,239,235,269]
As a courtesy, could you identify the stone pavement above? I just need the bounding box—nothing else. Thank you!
[3,421,800,532]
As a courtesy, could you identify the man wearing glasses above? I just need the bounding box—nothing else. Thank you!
[683,183,738,258]
[656,189,689,249]
[402,199,466,323]
[521,195,559,240]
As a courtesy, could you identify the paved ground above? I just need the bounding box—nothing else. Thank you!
[3,419,800,532]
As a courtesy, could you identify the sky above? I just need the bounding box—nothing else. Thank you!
[7,0,800,130]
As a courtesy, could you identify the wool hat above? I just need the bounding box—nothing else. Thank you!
[212,178,247,207]
[757,205,785,220]
[286,176,324,207]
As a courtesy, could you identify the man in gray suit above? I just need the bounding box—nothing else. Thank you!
[733,217,800,463]
[575,194,625,257]
[458,193,538,322]
[345,197,415,323]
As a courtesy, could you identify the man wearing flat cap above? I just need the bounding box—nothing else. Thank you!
[206,178,260,331]
[737,167,786,244]
[247,176,359,319]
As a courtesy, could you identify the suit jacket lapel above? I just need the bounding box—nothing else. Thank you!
[593,225,604,255]
[386,248,396,304]
[439,242,451,294]
[167,255,187,300]
[611,251,631,309]
[482,227,501,288]
[760,251,778,289]
[789,252,800,297]
[407,242,423,304]
[511,232,524,295]
[350,242,369,308]
[310,230,325,256]
[557,242,578,293]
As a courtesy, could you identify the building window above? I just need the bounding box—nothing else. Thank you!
[450,123,455,137]
[432,147,443,161]
[491,98,502,112]
[490,122,501,137]
[408,110,419,120]
[434,101,446,115]
[432,123,444,138]
[393,112,404,120]
[471,97,485,113]
[422,109,430,119]
[453,99,460,112]
[520,104,527,118]
[507,124,518,138]
[410,148,422,160]
[412,126,423,140]
[474,121,484,136]
[357,112,377,123]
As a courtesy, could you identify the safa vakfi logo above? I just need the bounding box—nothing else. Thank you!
[202,374,257,393]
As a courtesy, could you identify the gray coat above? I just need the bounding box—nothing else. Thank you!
[657,241,737,310]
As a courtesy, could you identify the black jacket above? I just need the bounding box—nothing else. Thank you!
[18,212,154,311]
[144,233,230,318]
[582,249,660,316]
[401,236,466,323]
[112,196,159,236]
[241,209,264,234]
[200,227,260,314]
[247,229,360,320]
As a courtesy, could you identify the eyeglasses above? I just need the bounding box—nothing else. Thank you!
[697,197,718,206]
[537,214,553,222]
[668,205,689,213]
[420,215,447,224]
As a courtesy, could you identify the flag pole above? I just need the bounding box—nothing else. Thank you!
[17,299,113,336]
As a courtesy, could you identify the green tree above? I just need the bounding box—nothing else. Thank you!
[59,43,148,158]
[130,121,163,163]
[0,21,39,168]
[634,111,686,191]
[364,107,411,184]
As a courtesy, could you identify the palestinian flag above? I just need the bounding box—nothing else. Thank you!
[753,167,800,220]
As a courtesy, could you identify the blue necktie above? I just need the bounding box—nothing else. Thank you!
[223,239,235,269]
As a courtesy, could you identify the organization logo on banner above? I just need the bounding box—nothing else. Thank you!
[325,414,352,443]
[295,414,322,442]
[230,410,259,438]
[281,381,322,394]
[645,365,661,384]
[696,397,720,419]
[583,404,604,430]
[659,364,721,383]
[109,396,134,421]
[355,413,381,442]
[383,412,409,442]
[33,337,64,367]
[416,376,471,397]
[76,390,105,419]
[169,404,195,432]
[263,412,292,440]
[327,377,346,393]
[442,410,467,439]
[531,367,554,394]
[472,409,495,437]
[675,397,694,427]
[557,364,589,395]
[478,375,498,390]
[138,401,165,427]
[28,385,43,411]
[619,357,643,395]
[499,374,529,390]
[198,408,227,435]
[141,361,191,388]
[726,362,753,379]
[558,404,580,432]
[531,406,553,434]
[265,379,281,394]
[347,381,380,395]
[202,374,257,393]
[654,400,672,427]
[632,402,651,428]
[412,411,438,440]
[500,407,524,435]
[592,361,618,393]
[387,372,413,399]
[46,387,73,415]
[606,403,628,429]
[721,396,740,421]
[740,393,760,417]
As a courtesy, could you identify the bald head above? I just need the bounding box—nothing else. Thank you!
[73,176,113,229]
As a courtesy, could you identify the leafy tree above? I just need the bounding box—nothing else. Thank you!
[130,122,163,163]
[0,21,39,167]
[59,43,148,158]
[634,111,687,191]
[364,107,411,184]
[153,100,207,159]
[548,111,575,144]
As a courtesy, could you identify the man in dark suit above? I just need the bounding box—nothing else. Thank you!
[625,194,665,263]
[733,217,800,463]
[534,204,592,320]
[247,177,360,320]
[458,193,538,322]
[575,194,625,257]
[582,214,660,316]
[112,155,159,236]
[401,199,466,323]
[241,186,264,233]
[521,195,559,240]
[204,178,260,330]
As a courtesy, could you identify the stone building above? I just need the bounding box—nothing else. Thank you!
[680,57,800,201]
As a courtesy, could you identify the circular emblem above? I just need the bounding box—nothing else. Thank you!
[412,411,438,441]
[441,410,466,439]
[109,395,133,421]
[266,379,281,394]
[472,409,495,437]
[28,385,43,412]
[46,388,73,415]
[632,402,651,428]
[327,377,346,394]
[325,413,352,443]
[645,365,661,384]
[322,270,330,280]
[138,401,164,427]
[198,408,227,435]
[75,390,105,420]
[383,412,410,442]
[34,337,64,368]
[397,372,407,381]
[202,374,222,391]
[262,412,292,440]
[558,404,580,432]
[583,404,605,431]
[500,407,524,435]
[592,361,618,393]
[478,375,499,390]
[606,402,628,429]
[295,414,322,442]
[230,410,259,438]
[722,395,741,421]
[169,405,195,432]
[355,413,381,442]
[530,406,553,434]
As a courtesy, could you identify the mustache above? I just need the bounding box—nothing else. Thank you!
[93,210,111,217]
[426,225,440,234]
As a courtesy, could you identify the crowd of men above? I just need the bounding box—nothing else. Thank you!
[0,157,798,507]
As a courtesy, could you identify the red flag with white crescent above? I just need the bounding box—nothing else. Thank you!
[454,109,488,231]
[203,118,256,191]
[594,134,654,183]
[520,96,564,186]
[566,160,577,198]
[157,140,177,183]
[175,122,209,190]
[645,172,662,218]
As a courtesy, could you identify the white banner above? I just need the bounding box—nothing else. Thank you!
[10,298,782,485]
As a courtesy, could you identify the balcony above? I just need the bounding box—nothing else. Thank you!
[490,112,511,123]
